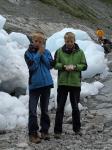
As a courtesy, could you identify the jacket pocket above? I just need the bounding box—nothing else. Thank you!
[58,71,68,83]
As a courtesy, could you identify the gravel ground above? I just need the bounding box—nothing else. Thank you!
[0,108,112,150]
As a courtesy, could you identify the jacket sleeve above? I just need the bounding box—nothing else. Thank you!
[54,50,64,70]
[24,50,41,72]
[41,50,53,69]
[76,50,87,71]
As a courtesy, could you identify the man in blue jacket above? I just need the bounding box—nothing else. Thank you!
[24,32,53,144]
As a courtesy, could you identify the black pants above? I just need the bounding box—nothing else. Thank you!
[28,87,50,135]
[54,86,81,133]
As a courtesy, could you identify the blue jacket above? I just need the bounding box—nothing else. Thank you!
[24,45,53,90]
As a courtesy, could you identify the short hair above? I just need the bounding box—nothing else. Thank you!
[64,32,75,40]
[31,31,45,41]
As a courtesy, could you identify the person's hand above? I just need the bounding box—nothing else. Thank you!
[38,45,45,54]
[64,64,76,71]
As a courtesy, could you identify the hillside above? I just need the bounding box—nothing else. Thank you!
[0,0,112,38]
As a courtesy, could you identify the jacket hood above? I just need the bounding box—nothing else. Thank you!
[62,43,80,54]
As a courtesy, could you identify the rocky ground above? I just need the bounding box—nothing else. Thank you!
[0,53,112,150]
[3,15,97,40]
[0,109,112,150]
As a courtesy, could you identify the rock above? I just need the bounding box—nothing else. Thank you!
[83,98,88,103]
[16,142,28,148]
[86,114,94,119]
[66,117,72,124]
[104,120,112,127]
[96,124,104,132]
[84,123,96,131]
[96,103,112,109]
[0,83,26,97]
[4,148,15,150]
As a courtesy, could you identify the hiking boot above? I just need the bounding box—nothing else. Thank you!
[41,133,50,140]
[54,133,61,139]
[75,130,82,136]
[29,133,41,144]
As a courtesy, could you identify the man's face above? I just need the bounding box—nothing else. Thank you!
[65,38,75,49]
[33,37,44,49]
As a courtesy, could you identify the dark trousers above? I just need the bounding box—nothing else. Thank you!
[54,86,81,133]
[28,87,50,135]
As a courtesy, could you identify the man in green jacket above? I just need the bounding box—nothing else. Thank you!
[54,32,87,138]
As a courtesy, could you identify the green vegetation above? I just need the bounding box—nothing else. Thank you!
[99,0,112,5]
[39,0,56,5]
[39,0,98,23]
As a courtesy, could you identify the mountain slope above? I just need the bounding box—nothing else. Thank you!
[0,0,112,37]
[39,0,112,30]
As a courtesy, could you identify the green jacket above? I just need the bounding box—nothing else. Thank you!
[54,44,87,87]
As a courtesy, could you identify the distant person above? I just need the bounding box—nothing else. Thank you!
[24,32,53,144]
[96,28,105,44]
[101,38,112,54]
[53,32,87,138]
